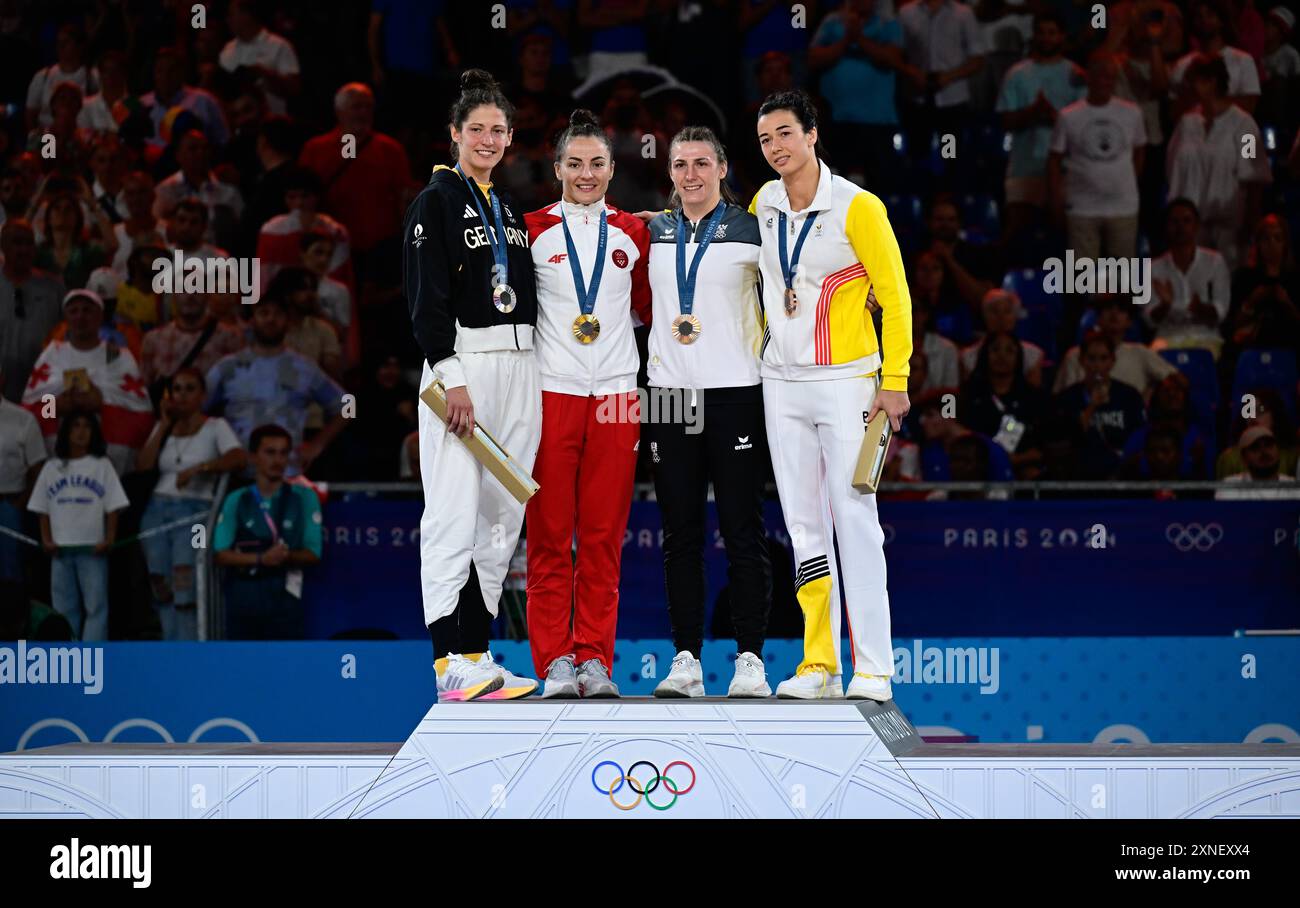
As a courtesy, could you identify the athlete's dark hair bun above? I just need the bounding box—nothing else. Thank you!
[757,89,819,133]
[460,69,499,93]
[554,108,610,163]
[568,108,599,129]
[448,69,515,145]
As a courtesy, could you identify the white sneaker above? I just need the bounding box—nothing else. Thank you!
[775,665,843,700]
[576,658,619,698]
[728,651,771,698]
[846,672,893,702]
[654,650,705,698]
[476,650,538,700]
[541,655,579,699]
[436,653,504,702]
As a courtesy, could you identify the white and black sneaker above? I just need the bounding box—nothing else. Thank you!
[727,651,771,698]
[654,650,705,698]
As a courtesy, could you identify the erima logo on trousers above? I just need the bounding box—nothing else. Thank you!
[734,435,753,451]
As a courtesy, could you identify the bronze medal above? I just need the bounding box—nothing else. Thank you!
[671,313,701,345]
[572,313,601,344]
[784,287,799,317]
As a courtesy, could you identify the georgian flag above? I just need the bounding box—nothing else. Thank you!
[22,340,155,474]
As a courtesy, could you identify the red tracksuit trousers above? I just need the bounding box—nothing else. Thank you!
[526,390,640,678]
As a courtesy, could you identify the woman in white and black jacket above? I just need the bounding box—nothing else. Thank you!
[645,126,774,699]
[402,69,539,702]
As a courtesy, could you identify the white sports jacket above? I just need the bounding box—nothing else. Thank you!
[646,202,763,390]
[750,160,913,388]
[525,197,651,397]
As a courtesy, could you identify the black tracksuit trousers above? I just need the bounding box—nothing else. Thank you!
[645,385,772,658]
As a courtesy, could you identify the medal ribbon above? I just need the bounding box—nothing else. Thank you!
[249,485,280,544]
[456,164,509,287]
[778,210,819,293]
[676,201,726,317]
[560,204,608,316]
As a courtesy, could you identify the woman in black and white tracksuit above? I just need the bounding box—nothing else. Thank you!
[646,126,774,698]
[403,70,539,702]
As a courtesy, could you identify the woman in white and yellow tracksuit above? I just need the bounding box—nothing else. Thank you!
[751,90,913,701]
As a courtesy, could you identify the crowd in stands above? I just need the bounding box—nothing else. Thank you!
[0,0,1297,641]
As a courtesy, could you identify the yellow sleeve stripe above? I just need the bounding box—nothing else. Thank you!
[846,192,913,391]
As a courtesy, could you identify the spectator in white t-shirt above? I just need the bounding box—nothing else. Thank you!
[912,296,961,391]
[78,50,132,136]
[1048,51,1147,261]
[1263,7,1300,79]
[0,366,48,584]
[1166,54,1272,268]
[960,288,1045,385]
[26,413,129,641]
[136,367,247,639]
[1216,425,1298,498]
[1170,0,1262,115]
[25,24,98,132]
[1147,198,1233,357]
[1054,295,1178,397]
[220,0,301,116]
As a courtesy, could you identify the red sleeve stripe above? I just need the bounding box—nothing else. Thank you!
[814,263,866,365]
[524,205,562,244]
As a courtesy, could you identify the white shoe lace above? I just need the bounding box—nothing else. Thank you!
[547,656,575,680]
[579,659,608,679]
[735,653,763,675]
[670,652,696,674]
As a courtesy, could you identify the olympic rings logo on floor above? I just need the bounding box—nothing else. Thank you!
[591,760,696,811]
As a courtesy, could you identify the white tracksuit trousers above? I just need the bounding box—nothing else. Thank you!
[762,372,894,677]
[418,351,541,626]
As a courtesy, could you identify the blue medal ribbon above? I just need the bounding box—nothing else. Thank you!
[675,201,726,316]
[778,210,819,292]
[456,165,509,287]
[560,204,608,316]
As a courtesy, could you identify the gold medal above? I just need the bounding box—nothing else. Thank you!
[784,287,798,317]
[572,313,601,343]
[671,313,701,344]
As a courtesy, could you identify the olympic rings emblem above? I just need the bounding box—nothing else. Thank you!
[591,760,696,811]
[1165,522,1224,552]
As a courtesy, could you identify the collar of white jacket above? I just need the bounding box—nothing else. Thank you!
[559,196,607,220]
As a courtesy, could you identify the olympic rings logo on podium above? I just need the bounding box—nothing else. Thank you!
[591,760,696,811]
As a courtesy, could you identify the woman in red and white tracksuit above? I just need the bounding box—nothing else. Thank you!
[524,109,651,698]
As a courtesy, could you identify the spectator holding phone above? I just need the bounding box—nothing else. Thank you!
[137,367,246,639]
[1054,330,1147,478]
